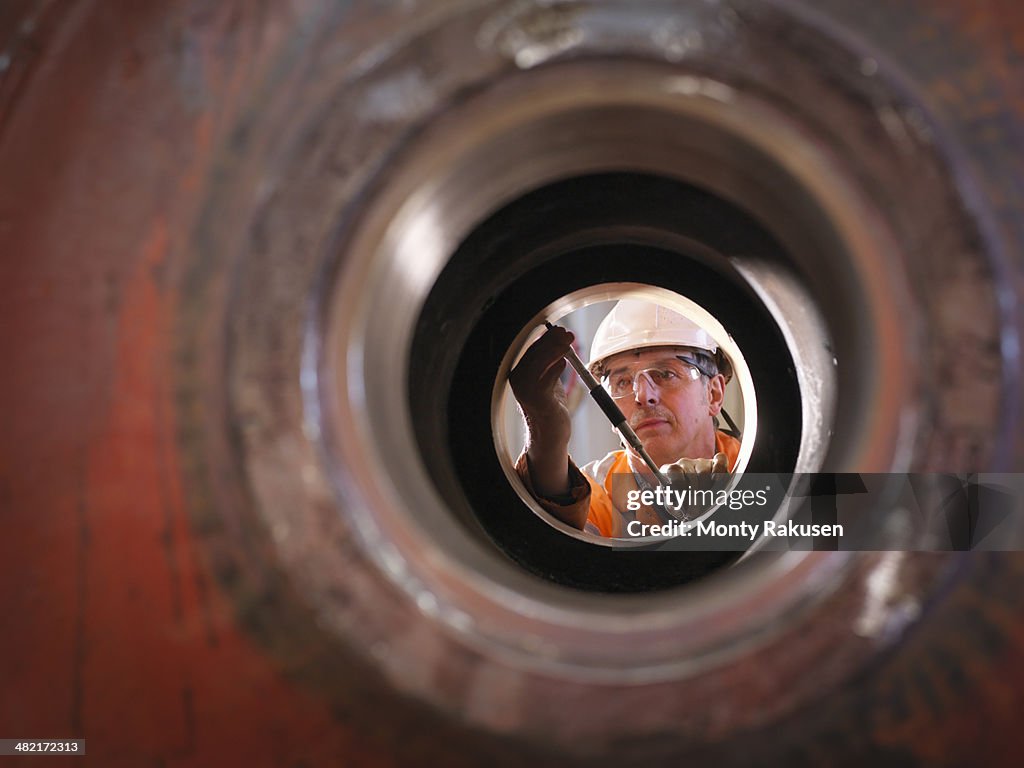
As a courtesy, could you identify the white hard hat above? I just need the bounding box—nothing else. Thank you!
[588,300,720,374]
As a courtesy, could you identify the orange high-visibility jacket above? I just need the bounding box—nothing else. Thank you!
[516,431,741,538]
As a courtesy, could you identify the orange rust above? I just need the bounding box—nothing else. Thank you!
[2,0,1023,765]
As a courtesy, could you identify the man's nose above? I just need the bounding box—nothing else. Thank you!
[633,372,660,404]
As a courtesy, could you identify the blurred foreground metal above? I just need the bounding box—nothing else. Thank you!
[2,1,1024,765]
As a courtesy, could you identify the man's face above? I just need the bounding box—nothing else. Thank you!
[602,346,725,467]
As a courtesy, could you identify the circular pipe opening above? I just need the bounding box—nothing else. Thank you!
[315,57,917,675]
[493,283,758,545]
[412,173,807,589]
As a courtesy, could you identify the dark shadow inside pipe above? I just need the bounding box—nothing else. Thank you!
[410,173,803,592]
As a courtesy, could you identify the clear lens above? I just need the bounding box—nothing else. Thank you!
[602,362,700,399]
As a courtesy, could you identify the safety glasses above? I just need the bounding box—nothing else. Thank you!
[601,360,701,400]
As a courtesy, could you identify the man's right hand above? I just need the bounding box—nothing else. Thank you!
[509,325,575,497]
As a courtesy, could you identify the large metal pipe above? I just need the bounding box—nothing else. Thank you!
[2,1,1023,765]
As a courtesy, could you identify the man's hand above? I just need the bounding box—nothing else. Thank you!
[509,325,575,497]
[657,452,730,521]
[659,452,730,477]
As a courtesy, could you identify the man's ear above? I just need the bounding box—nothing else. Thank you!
[706,373,726,416]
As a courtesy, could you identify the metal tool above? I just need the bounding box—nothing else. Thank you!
[545,321,671,485]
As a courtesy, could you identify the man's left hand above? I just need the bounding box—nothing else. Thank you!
[660,452,729,477]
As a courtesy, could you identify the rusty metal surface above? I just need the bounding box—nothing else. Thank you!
[0,2,386,765]
[1,1,1023,766]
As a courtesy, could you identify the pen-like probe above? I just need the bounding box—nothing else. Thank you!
[545,321,671,486]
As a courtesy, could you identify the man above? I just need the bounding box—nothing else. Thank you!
[510,300,740,537]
